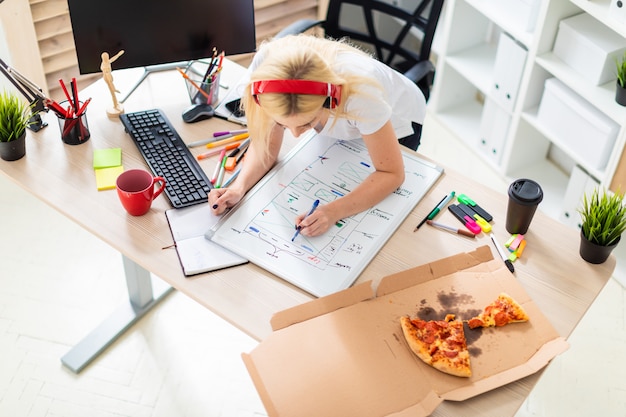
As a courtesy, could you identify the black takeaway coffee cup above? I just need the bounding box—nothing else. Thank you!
[506,178,543,235]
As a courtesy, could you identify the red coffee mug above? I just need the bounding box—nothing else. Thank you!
[116,169,166,216]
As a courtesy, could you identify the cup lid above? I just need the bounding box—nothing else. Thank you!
[509,179,543,204]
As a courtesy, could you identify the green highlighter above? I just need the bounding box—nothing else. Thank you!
[457,194,493,222]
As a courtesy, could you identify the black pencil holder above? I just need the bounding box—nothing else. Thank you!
[56,100,90,145]
[184,63,220,106]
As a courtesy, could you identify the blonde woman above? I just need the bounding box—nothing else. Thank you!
[209,34,426,237]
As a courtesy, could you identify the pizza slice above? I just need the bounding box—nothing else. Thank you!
[467,292,530,329]
[400,314,472,378]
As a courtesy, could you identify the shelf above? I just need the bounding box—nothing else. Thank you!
[535,52,626,124]
[464,0,536,47]
[521,108,605,181]
[570,0,626,39]
[433,101,504,174]
[445,43,497,94]
[433,100,482,143]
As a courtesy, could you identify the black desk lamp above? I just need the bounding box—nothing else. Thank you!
[0,58,48,131]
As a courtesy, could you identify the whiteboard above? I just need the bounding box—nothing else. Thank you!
[206,134,443,297]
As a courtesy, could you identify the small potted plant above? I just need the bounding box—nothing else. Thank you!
[578,186,626,264]
[0,90,32,161]
[615,51,626,106]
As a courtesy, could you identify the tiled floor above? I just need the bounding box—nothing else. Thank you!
[1,112,625,417]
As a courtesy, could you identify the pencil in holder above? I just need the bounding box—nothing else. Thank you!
[184,62,220,106]
[56,100,90,145]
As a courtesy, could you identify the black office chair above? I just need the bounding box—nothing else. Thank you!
[275,0,444,102]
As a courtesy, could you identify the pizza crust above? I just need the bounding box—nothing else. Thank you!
[400,316,433,366]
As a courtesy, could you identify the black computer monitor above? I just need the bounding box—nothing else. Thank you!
[67,0,256,74]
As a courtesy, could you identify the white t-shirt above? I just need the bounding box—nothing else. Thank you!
[249,48,426,141]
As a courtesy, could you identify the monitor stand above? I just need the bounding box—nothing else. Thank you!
[119,61,193,103]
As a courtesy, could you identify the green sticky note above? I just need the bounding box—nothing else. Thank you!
[93,148,122,169]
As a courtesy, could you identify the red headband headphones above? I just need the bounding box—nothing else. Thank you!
[251,80,342,109]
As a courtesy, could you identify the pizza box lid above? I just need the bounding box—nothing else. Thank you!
[242,246,569,417]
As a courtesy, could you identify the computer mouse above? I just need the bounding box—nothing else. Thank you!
[182,103,215,123]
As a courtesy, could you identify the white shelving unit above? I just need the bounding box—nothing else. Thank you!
[428,0,626,223]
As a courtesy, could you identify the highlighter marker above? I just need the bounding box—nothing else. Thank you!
[457,203,491,233]
[224,156,237,171]
[211,149,226,184]
[215,153,228,188]
[457,194,493,222]
[448,204,482,235]
[490,233,515,273]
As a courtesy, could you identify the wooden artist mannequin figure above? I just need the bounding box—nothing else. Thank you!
[101,50,125,118]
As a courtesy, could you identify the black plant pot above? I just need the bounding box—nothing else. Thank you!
[0,132,26,161]
[579,230,620,264]
[616,81,626,107]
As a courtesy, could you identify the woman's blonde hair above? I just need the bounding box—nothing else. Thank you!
[242,34,381,157]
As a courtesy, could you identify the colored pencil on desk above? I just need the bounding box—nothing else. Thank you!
[206,132,249,148]
[188,136,223,147]
[196,142,241,160]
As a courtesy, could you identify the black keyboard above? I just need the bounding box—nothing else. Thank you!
[120,109,212,208]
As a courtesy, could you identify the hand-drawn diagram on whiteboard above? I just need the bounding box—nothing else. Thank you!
[207,134,443,297]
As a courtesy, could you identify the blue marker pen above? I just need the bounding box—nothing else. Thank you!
[292,199,320,242]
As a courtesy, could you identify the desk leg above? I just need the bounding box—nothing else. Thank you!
[61,255,173,373]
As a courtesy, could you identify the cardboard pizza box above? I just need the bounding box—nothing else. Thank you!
[242,246,569,417]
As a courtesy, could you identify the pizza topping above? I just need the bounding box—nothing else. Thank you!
[400,315,472,378]
[467,317,484,328]
[467,293,530,329]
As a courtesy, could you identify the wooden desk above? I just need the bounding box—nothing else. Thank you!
[0,60,615,416]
